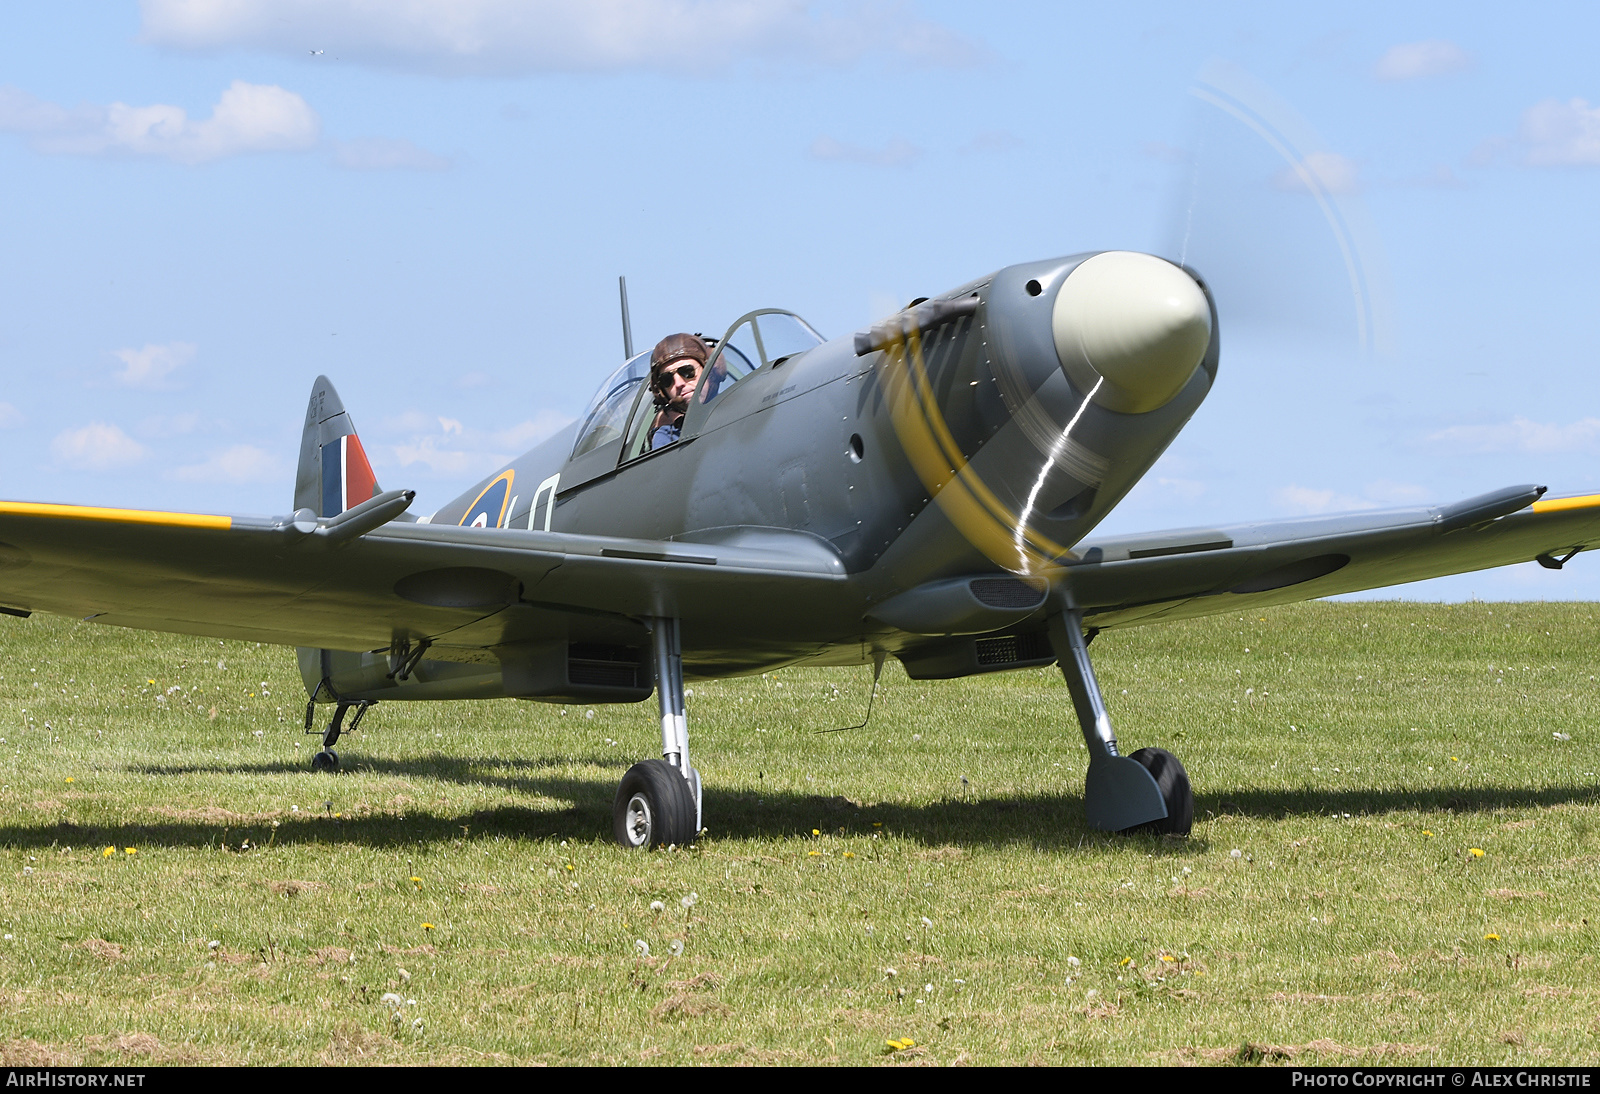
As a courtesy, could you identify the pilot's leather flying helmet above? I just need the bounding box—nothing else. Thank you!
[651,333,708,370]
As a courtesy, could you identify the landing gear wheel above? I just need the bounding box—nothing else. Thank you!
[311,749,340,774]
[613,759,697,849]
[1128,747,1192,836]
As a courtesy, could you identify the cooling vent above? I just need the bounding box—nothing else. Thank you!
[969,577,1047,609]
[567,644,642,688]
[974,631,1052,666]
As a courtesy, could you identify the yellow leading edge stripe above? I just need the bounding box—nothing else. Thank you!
[1531,494,1600,514]
[0,501,231,530]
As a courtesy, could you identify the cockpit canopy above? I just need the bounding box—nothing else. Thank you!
[571,309,824,461]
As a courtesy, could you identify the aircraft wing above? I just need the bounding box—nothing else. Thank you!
[1067,484,1600,629]
[0,500,849,659]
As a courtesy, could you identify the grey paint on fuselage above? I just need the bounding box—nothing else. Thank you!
[409,252,1219,679]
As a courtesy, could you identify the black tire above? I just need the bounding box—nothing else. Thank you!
[311,749,339,774]
[613,759,697,849]
[1128,747,1192,836]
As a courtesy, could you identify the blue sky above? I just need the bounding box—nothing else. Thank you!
[2,1,1598,599]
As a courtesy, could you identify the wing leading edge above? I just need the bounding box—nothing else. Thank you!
[1066,485,1600,628]
[0,501,850,662]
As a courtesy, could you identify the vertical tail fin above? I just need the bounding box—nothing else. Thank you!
[296,375,380,517]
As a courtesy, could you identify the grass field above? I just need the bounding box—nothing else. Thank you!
[0,600,1597,1066]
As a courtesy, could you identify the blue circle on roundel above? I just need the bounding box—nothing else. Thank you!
[460,472,513,528]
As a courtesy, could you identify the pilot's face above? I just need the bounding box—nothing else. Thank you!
[658,358,701,412]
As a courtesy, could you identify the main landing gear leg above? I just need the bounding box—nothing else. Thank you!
[612,617,702,849]
[1048,609,1192,835]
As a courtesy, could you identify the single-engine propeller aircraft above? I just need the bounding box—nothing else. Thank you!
[3,250,1599,847]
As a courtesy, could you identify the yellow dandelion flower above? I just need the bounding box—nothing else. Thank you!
[422,923,435,931]
[102,847,115,858]
[147,679,155,685]
[1160,954,1176,962]
[808,850,820,857]
[1118,956,1133,967]
[409,876,421,883]
[64,777,73,784]
[1469,848,1485,858]
[1484,933,1501,941]
[1422,830,1434,837]
[812,829,820,836]
[124,847,136,855]
[843,851,856,859]
[565,863,575,871]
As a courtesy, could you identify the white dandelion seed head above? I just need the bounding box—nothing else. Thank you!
[921,916,932,928]
[669,940,684,957]
[682,892,698,909]
[1067,956,1081,967]
[650,901,665,914]
[380,992,404,1006]
[1229,849,1242,859]
[208,940,220,949]
[585,710,595,719]
[634,939,649,956]
[884,967,897,978]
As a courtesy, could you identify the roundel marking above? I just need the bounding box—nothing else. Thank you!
[459,470,515,529]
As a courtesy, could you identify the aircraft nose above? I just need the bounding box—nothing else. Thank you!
[1051,251,1212,414]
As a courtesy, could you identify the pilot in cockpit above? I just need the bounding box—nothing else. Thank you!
[647,333,725,450]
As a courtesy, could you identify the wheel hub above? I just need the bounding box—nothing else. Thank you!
[624,793,652,847]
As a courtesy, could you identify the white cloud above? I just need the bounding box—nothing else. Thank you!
[113,342,196,388]
[1152,477,1205,502]
[1517,98,1600,167]
[0,403,21,428]
[170,444,282,483]
[1428,416,1600,454]
[388,410,574,479]
[331,137,449,171]
[1275,480,1430,515]
[0,81,317,164]
[1273,486,1376,515]
[809,134,919,168]
[1373,40,1472,81]
[1270,151,1361,195]
[139,0,985,75]
[50,423,147,471]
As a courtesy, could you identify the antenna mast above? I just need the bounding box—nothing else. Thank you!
[618,276,635,359]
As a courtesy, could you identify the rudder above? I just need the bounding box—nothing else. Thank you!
[296,375,381,517]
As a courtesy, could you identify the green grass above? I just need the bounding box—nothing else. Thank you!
[0,601,1597,1065]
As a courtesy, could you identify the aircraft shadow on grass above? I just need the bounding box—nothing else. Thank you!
[2,753,1594,853]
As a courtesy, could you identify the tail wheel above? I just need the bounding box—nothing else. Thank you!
[1127,747,1193,836]
[613,759,698,849]
[311,749,340,773]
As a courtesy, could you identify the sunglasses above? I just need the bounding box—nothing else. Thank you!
[657,362,700,385]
